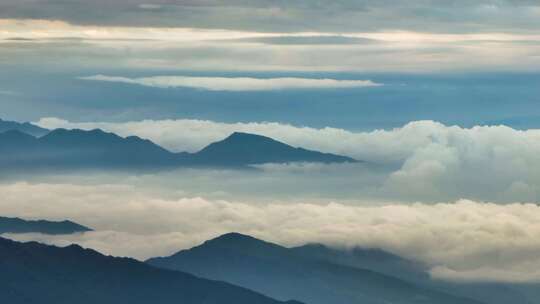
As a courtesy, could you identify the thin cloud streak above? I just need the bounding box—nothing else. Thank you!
[79,75,382,91]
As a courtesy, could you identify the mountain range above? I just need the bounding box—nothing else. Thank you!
[147,233,484,304]
[0,118,49,137]
[0,216,92,235]
[0,119,356,170]
[0,236,302,304]
[148,233,540,304]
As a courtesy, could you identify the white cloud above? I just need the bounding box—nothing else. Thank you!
[79,75,382,91]
[138,4,162,10]
[3,19,540,72]
[2,181,540,283]
[35,117,540,202]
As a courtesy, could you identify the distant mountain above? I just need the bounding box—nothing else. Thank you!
[147,233,484,304]
[0,216,92,235]
[192,132,356,165]
[0,118,49,137]
[0,129,356,170]
[0,128,182,170]
[0,237,302,304]
[290,243,428,281]
[289,243,531,304]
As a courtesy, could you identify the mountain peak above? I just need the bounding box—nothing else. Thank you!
[0,216,92,235]
[212,232,259,242]
[205,232,267,246]
[195,132,356,165]
[223,132,279,143]
[196,232,288,255]
[0,118,49,137]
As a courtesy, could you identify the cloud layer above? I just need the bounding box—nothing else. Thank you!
[79,75,381,91]
[2,181,540,283]
[3,19,540,72]
[36,117,540,202]
[1,1,539,34]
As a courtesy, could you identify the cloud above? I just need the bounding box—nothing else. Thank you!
[79,75,382,91]
[2,181,540,283]
[35,118,540,202]
[228,36,378,45]
[138,4,162,10]
[3,20,540,72]
[0,1,539,34]
[0,89,18,96]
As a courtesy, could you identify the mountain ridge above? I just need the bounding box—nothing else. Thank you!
[0,216,92,235]
[0,127,357,170]
[0,236,303,304]
[0,118,49,137]
[147,232,485,304]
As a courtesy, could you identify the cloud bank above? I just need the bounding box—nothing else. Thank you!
[1,1,539,34]
[3,19,540,72]
[36,117,540,202]
[79,75,382,91]
[2,181,540,283]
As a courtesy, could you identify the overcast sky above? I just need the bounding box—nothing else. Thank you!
[1,1,540,126]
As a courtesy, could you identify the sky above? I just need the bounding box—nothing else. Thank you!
[2,0,540,284]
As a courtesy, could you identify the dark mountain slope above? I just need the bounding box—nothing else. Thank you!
[147,233,484,304]
[0,128,179,169]
[0,118,49,137]
[0,237,302,304]
[290,243,531,304]
[0,216,92,235]
[193,132,355,165]
[0,129,356,170]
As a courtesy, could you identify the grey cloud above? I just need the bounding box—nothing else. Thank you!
[2,181,540,283]
[226,36,379,45]
[35,118,540,203]
[0,1,539,33]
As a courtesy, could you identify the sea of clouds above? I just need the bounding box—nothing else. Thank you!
[3,117,540,283]
[2,182,540,283]
[37,117,540,202]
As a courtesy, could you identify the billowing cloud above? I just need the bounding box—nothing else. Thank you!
[79,75,382,91]
[2,181,540,283]
[35,118,540,202]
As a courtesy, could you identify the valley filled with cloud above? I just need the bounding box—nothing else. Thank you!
[2,181,540,283]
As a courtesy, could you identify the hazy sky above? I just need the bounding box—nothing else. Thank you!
[0,1,539,128]
[2,1,540,285]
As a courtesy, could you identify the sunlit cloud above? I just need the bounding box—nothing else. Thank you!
[3,181,540,283]
[36,118,540,202]
[2,19,540,72]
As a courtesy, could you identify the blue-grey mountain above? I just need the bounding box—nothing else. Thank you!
[0,118,49,137]
[0,128,355,171]
[0,237,302,304]
[0,216,92,235]
[289,243,531,304]
[147,233,484,304]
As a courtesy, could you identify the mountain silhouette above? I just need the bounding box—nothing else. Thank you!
[147,232,484,304]
[0,237,303,304]
[289,243,531,304]
[0,118,49,137]
[0,216,92,235]
[192,132,355,165]
[0,128,356,170]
